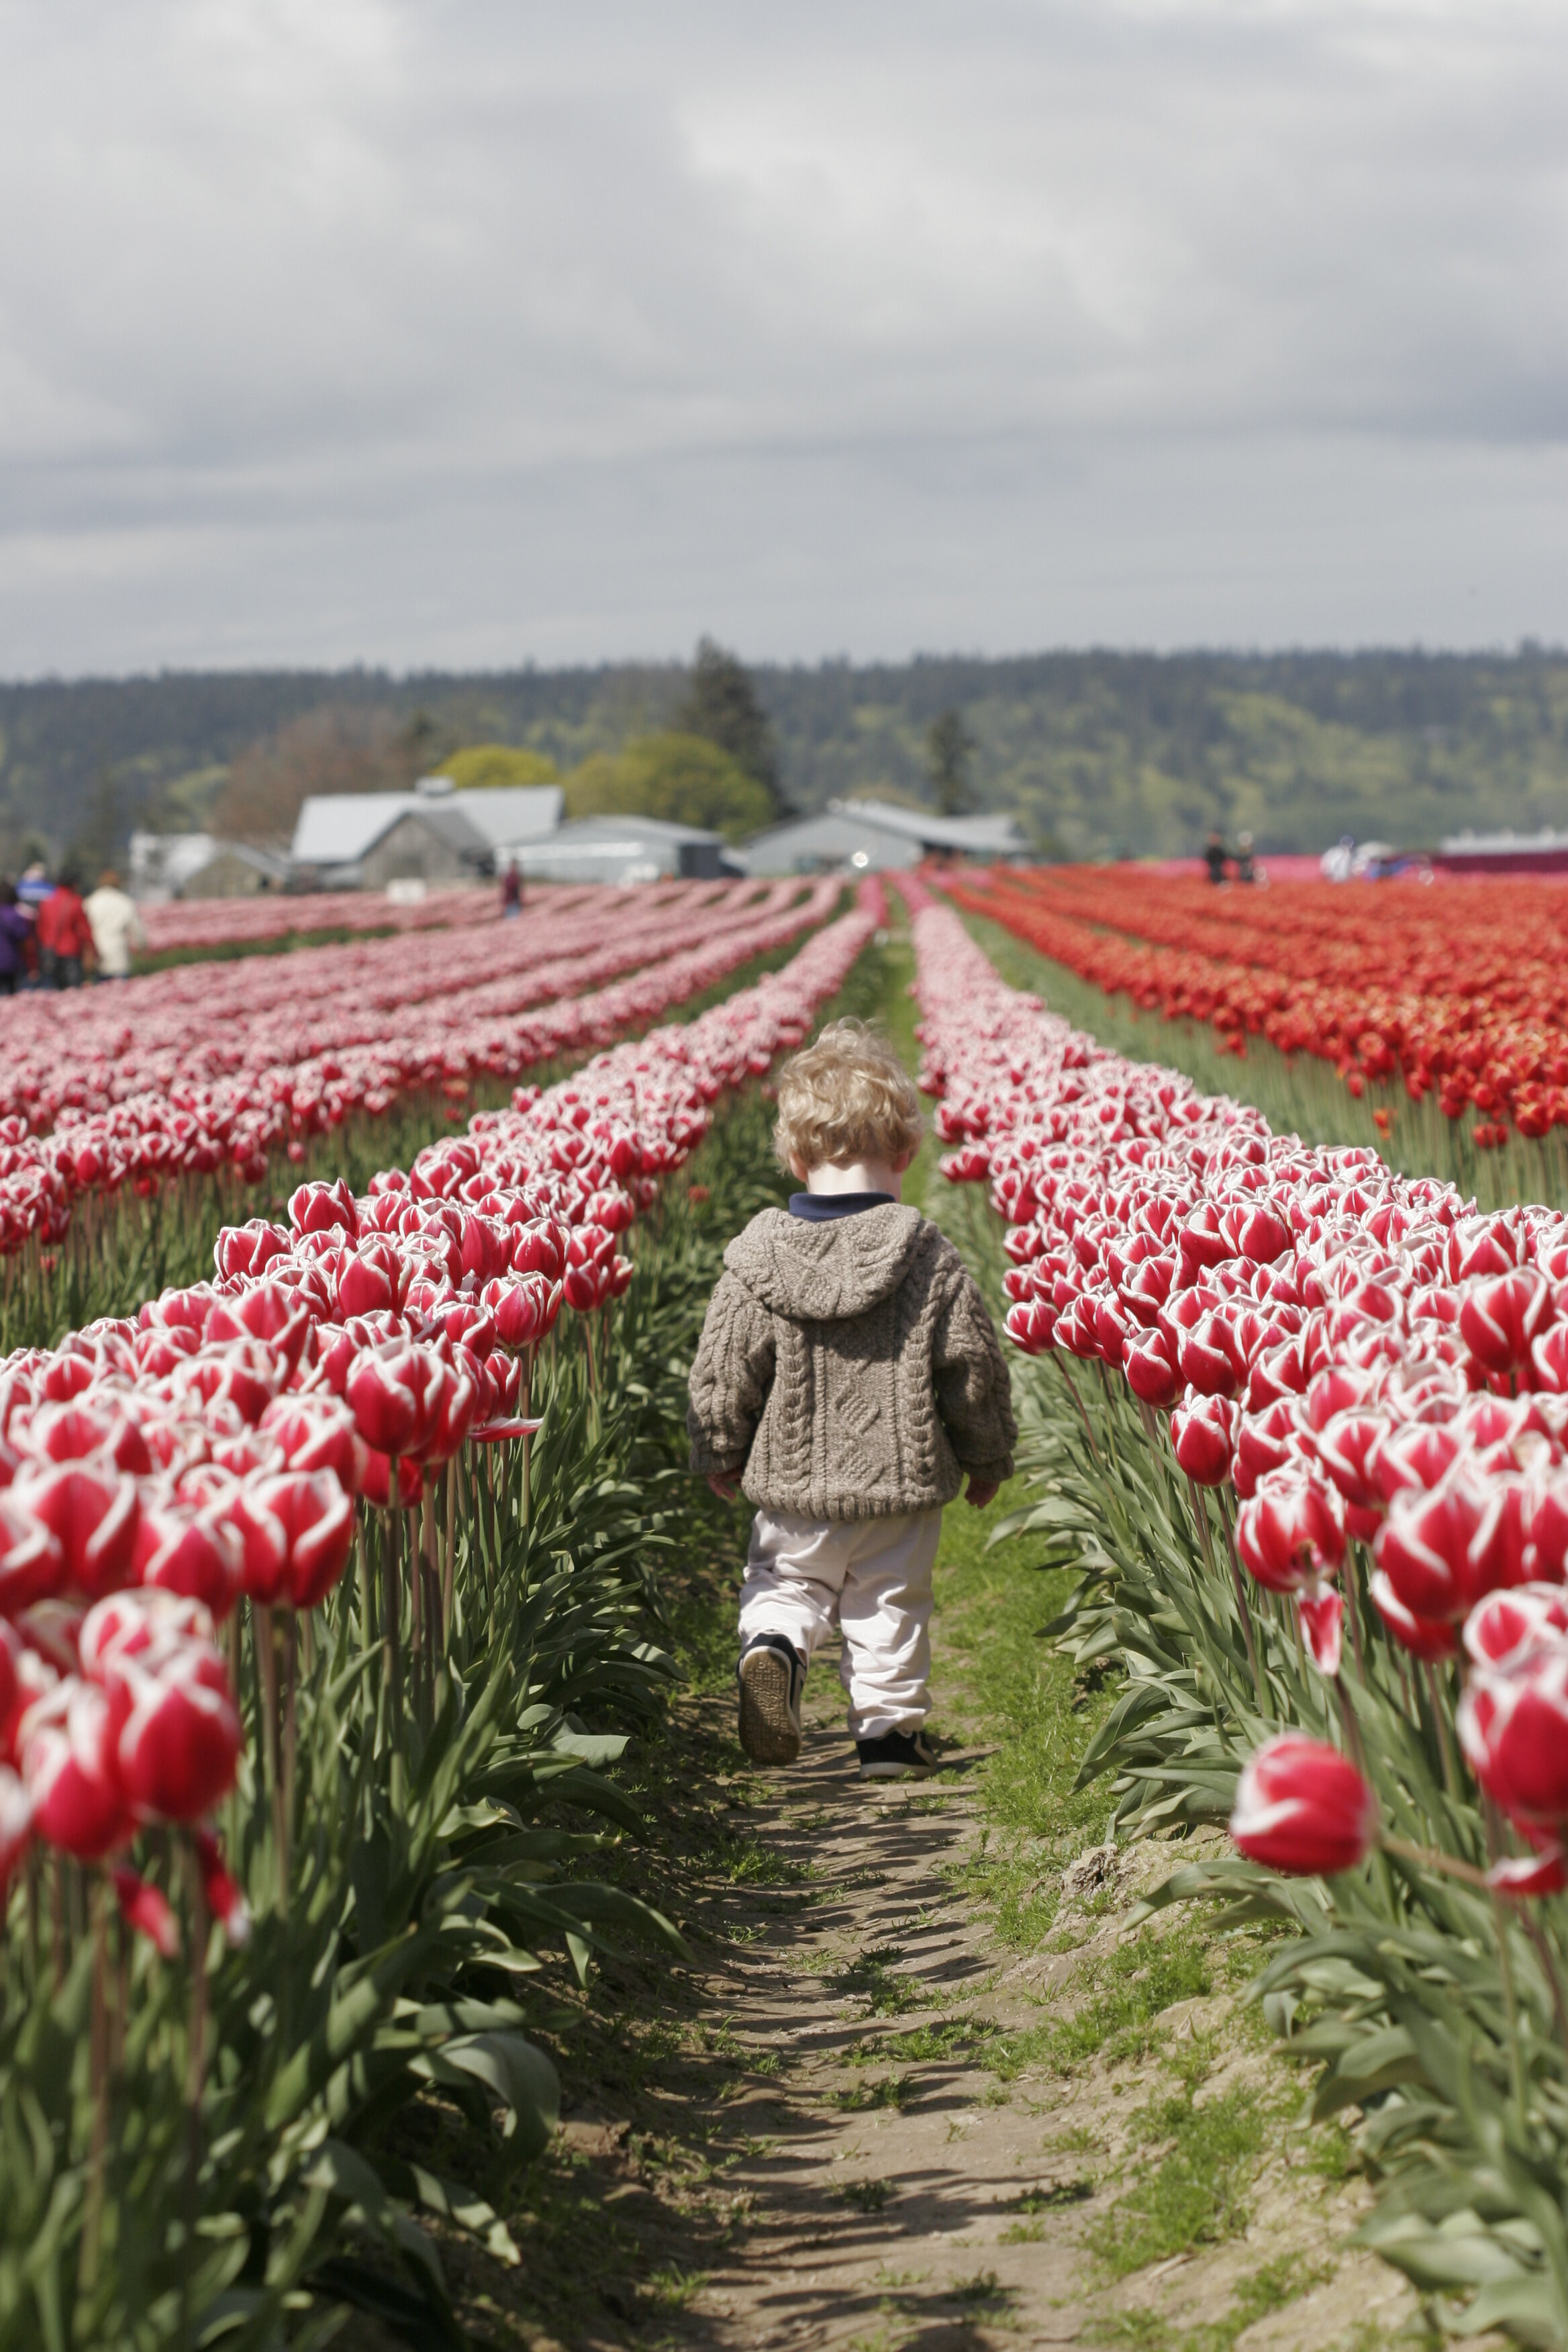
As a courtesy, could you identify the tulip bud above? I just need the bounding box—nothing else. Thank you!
[21,1680,133,1859]
[0,1493,66,1614]
[1171,1391,1236,1488]
[105,1635,242,1822]
[1458,1639,1568,1838]
[288,1178,358,1242]
[1230,1733,1377,1877]
[11,1459,139,1600]
[111,1865,179,1958]
[193,1825,251,1947]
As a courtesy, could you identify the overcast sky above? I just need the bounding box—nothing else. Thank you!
[0,1,1563,675]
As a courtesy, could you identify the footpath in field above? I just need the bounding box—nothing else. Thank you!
[487,937,1426,2352]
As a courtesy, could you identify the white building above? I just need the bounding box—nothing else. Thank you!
[742,797,1032,877]
[504,814,734,885]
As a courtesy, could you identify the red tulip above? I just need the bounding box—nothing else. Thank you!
[0,1765,33,1886]
[1464,1583,1568,1670]
[1374,1468,1495,1624]
[1236,1465,1344,1591]
[21,1680,133,1859]
[288,1177,358,1240]
[344,1341,441,1459]
[131,1492,243,1620]
[104,1634,242,1821]
[193,1825,252,1948]
[1458,1638,1568,1835]
[1171,1391,1236,1487]
[1369,1569,1460,1660]
[482,1274,560,1353]
[256,1398,366,1494]
[1123,1324,1180,1408]
[1460,1271,1552,1376]
[111,1865,179,1958]
[213,1218,292,1283]
[1230,1733,1377,1877]
[0,1493,65,1613]
[11,1459,139,1600]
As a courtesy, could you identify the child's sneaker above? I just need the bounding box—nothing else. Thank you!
[737,1634,805,1765]
[856,1727,941,1780]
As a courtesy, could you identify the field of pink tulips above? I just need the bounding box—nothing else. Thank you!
[908,873,1568,2341]
[0,881,881,2345]
[139,883,503,956]
[0,875,839,1353]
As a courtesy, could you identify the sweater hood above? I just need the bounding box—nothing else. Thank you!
[724,1204,928,1322]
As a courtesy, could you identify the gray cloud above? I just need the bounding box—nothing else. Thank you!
[0,0,1563,671]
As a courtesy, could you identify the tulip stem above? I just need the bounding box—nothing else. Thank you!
[182,1841,209,2347]
[442,1465,456,1647]
[255,1607,287,1918]
[1380,1833,1489,1888]
[80,1873,109,2299]
[1422,1659,1461,1798]
[1057,1359,1101,1465]
[1216,1491,1267,1716]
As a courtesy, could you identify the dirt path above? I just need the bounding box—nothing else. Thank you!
[501,1600,1421,2352]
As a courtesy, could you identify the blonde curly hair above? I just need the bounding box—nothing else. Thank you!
[773,1018,924,1173]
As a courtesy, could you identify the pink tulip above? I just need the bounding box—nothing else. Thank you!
[1230,1733,1377,1876]
[1369,1569,1460,1660]
[131,1493,243,1620]
[288,1177,358,1240]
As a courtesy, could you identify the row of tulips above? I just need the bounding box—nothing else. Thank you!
[950,862,1568,1148]
[0,883,881,2347]
[903,874,1568,2343]
[0,875,838,1293]
[138,881,510,954]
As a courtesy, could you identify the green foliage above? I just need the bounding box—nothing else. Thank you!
[7,648,1567,865]
[434,744,558,789]
[1087,2081,1271,2276]
[562,731,773,841]
[675,638,783,812]
[925,708,975,816]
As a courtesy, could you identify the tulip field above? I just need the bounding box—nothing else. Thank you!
[948,864,1568,1200]
[0,875,839,1351]
[138,885,503,958]
[0,878,879,2345]
[910,869,1568,2343]
[17,846,1568,2344]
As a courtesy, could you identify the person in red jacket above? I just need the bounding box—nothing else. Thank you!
[36,867,94,988]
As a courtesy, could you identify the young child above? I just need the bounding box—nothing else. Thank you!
[687,1018,1017,1780]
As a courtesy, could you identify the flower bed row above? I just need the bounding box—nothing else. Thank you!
[904,875,1568,2343]
[139,882,509,955]
[0,876,838,1273]
[950,863,1568,1145]
[0,881,881,2347]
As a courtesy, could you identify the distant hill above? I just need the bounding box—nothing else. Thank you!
[1,646,1565,867]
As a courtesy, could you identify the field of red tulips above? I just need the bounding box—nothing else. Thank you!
[949,863,1568,1159]
[905,873,1568,2341]
[0,881,880,2345]
[0,875,839,1351]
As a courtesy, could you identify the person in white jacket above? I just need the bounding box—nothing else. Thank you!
[84,870,147,979]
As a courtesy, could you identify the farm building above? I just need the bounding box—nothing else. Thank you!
[742,797,1032,876]
[289,778,563,889]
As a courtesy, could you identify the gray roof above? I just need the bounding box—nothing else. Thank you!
[444,787,562,850]
[291,783,562,866]
[510,813,724,850]
[830,798,1030,854]
[740,811,920,876]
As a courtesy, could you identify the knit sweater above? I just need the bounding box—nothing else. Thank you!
[687,1203,1016,1520]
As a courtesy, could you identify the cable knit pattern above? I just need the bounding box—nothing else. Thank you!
[687,1204,1016,1520]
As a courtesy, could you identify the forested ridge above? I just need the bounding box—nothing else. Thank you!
[2,644,1565,866]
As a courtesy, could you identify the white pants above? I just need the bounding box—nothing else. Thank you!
[738,1506,944,1741]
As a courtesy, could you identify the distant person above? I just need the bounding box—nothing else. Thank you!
[36,866,93,988]
[500,861,523,919]
[1235,830,1256,883]
[16,861,52,913]
[0,881,32,996]
[1203,830,1230,885]
[85,869,146,980]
